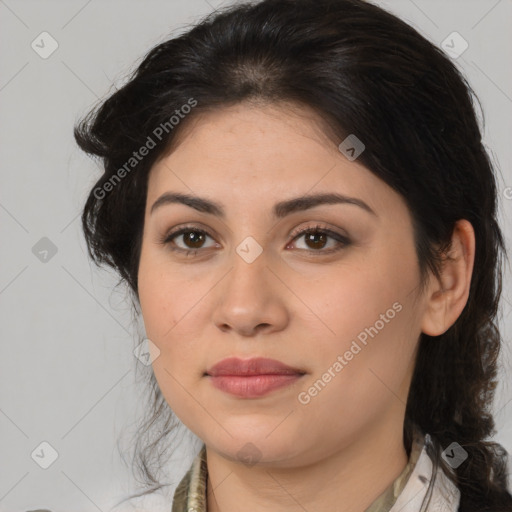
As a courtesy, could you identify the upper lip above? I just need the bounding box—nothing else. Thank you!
[206,357,305,377]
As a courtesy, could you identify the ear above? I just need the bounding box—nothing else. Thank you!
[420,219,475,336]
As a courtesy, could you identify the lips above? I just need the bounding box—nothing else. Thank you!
[206,357,305,377]
[205,357,306,398]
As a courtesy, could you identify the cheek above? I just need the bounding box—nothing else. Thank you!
[297,255,409,347]
[298,241,420,396]
[137,250,212,379]
[138,247,195,339]
[138,262,207,419]
[294,300,418,446]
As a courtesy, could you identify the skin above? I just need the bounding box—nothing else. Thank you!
[137,102,475,511]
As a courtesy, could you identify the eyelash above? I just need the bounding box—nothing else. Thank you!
[158,223,351,258]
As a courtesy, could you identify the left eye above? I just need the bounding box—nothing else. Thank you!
[288,225,351,253]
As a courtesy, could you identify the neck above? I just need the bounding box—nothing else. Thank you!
[205,417,409,512]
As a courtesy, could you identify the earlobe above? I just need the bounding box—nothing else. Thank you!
[420,219,475,337]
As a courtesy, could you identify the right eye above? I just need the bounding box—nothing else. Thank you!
[158,226,219,257]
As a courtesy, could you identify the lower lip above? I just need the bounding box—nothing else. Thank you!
[207,374,303,398]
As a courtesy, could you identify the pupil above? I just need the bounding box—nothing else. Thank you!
[186,231,204,248]
[307,232,326,249]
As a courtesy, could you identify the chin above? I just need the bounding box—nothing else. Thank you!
[204,429,305,467]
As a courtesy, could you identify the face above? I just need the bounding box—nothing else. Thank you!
[137,102,429,467]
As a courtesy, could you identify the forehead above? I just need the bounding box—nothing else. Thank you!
[146,102,404,220]
[156,102,339,169]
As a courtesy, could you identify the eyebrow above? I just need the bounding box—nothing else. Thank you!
[150,191,377,218]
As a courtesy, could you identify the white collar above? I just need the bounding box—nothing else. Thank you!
[390,433,460,512]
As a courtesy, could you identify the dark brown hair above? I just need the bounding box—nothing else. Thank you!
[74,0,512,509]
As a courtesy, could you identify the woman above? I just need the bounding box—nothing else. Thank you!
[74,0,512,510]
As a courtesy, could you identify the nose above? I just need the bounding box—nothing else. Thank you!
[211,245,289,337]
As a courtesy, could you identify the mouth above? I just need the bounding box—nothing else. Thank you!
[205,357,306,398]
[205,356,305,376]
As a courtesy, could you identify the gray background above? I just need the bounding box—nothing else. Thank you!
[0,0,511,510]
